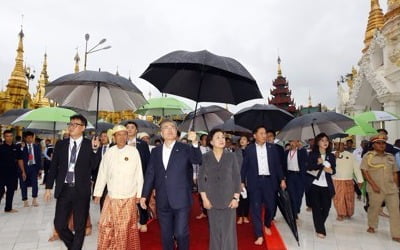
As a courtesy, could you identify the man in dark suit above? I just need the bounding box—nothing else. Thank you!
[241,125,286,245]
[140,119,202,250]
[125,121,151,232]
[44,114,99,250]
[283,140,308,219]
[93,130,112,211]
[20,131,42,207]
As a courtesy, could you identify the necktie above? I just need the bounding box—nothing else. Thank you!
[66,141,77,184]
[28,144,34,165]
[102,145,107,155]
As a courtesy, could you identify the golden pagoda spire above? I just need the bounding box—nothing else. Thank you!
[384,0,400,22]
[32,53,50,108]
[277,56,282,77]
[363,0,384,53]
[74,49,80,73]
[0,27,30,113]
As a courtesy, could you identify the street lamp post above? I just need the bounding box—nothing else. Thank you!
[83,33,111,71]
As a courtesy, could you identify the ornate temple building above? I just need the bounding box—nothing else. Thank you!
[337,0,400,142]
[268,57,297,114]
[0,28,53,115]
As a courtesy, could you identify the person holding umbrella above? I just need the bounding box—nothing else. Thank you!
[198,128,241,250]
[241,125,286,245]
[307,133,336,239]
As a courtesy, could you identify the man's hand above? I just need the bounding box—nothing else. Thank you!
[140,197,147,209]
[203,198,212,210]
[44,189,52,202]
[240,183,245,192]
[93,197,100,204]
[21,172,27,181]
[280,180,287,190]
[92,136,100,150]
[358,182,364,189]
[187,131,198,144]
[372,184,380,193]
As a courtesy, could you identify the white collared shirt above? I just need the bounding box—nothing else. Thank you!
[287,149,300,171]
[256,143,270,175]
[128,137,137,147]
[65,136,83,183]
[162,140,176,170]
[312,154,328,187]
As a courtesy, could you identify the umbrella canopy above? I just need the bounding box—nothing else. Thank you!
[140,50,262,105]
[212,118,251,135]
[86,121,114,134]
[45,70,147,129]
[355,110,399,123]
[0,108,31,125]
[234,104,294,131]
[276,189,300,246]
[178,105,232,132]
[277,112,355,141]
[345,120,378,136]
[136,96,191,117]
[120,119,160,135]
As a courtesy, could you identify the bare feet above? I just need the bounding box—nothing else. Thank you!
[32,198,39,207]
[23,200,29,207]
[392,237,400,243]
[243,217,250,223]
[237,217,243,224]
[264,226,272,236]
[48,234,59,242]
[316,233,326,239]
[336,216,344,221]
[367,227,375,233]
[140,224,148,233]
[196,213,207,219]
[254,237,263,245]
[85,227,92,236]
[306,207,312,212]
[5,209,18,213]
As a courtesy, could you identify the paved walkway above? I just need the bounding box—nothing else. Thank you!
[1,185,399,250]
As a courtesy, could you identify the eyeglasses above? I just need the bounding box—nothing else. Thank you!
[67,123,84,128]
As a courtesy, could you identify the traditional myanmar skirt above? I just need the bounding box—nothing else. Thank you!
[98,196,140,250]
[333,179,355,217]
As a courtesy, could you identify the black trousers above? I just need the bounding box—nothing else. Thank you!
[0,177,18,211]
[237,195,249,217]
[54,184,90,250]
[99,186,108,211]
[138,202,149,225]
[309,184,331,235]
[42,160,51,184]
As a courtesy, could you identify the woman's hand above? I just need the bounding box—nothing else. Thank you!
[228,199,239,209]
[317,157,323,165]
[203,198,213,210]
[323,167,333,174]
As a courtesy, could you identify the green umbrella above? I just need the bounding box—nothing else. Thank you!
[12,107,93,141]
[355,111,399,123]
[136,97,191,117]
[345,120,378,136]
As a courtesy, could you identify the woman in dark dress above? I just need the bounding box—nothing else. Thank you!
[198,129,241,250]
[236,135,250,224]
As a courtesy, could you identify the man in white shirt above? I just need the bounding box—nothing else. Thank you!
[94,125,143,250]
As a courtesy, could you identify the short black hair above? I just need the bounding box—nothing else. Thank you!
[312,132,332,153]
[253,125,266,135]
[200,134,208,140]
[394,139,400,147]
[125,121,138,130]
[347,139,353,144]
[70,114,87,127]
[154,139,162,144]
[3,129,13,136]
[15,135,22,141]
[377,128,388,135]
[24,131,35,138]
[177,130,181,137]
[100,130,108,135]
[207,128,224,148]
[266,129,276,137]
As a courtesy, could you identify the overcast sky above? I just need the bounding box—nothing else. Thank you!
[0,0,388,112]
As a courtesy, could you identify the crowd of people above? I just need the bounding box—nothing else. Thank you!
[1,114,400,250]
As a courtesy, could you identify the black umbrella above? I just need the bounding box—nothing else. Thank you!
[140,50,262,129]
[277,112,355,141]
[212,118,251,135]
[45,70,147,130]
[234,104,294,131]
[277,189,300,246]
[86,122,114,134]
[0,108,31,125]
[178,105,232,132]
[120,119,160,135]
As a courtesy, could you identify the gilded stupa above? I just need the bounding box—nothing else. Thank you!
[0,28,31,114]
[31,53,53,108]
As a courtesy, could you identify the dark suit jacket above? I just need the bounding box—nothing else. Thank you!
[136,139,151,176]
[283,148,308,178]
[22,143,42,170]
[141,141,202,210]
[307,151,336,197]
[46,138,99,198]
[241,142,284,192]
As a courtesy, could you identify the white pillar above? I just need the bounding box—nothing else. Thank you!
[383,101,400,144]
